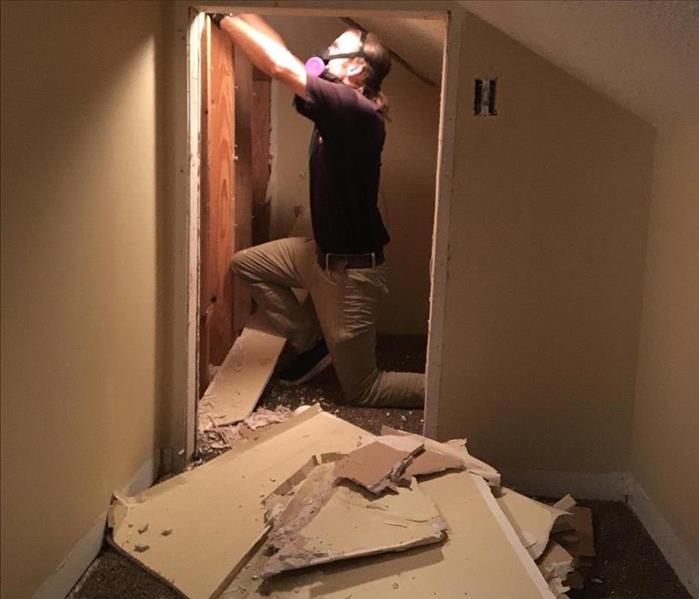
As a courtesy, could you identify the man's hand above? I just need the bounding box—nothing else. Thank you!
[211,13,231,29]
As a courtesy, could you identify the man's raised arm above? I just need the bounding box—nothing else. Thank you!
[215,14,308,98]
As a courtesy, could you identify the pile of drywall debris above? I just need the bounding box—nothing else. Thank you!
[198,406,293,455]
[108,405,594,599]
[494,489,595,597]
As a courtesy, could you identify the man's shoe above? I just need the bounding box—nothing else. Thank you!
[279,338,332,386]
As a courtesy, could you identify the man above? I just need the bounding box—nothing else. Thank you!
[215,14,423,408]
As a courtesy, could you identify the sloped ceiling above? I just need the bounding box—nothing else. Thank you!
[348,16,446,87]
[461,0,699,126]
[352,2,698,126]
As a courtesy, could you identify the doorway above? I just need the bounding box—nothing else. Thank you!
[177,3,458,468]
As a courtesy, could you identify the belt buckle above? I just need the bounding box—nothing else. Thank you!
[324,252,344,272]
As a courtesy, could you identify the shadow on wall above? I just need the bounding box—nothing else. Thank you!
[1,1,173,596]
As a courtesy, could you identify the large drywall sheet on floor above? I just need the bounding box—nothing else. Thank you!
[432,12,656,472]
[631,117,699,565]
[0,2,173,597]
[198,313,285,428]
[111,408,373,599]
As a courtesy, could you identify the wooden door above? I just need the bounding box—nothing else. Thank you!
[198,20,253,395]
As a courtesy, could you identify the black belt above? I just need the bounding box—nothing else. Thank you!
[317,250,385,270]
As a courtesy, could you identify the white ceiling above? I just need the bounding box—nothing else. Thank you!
[353,2,698,126]
[460,0,699,126]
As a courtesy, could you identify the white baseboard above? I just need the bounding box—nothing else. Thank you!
[34,454,159,599]
[499,468,631,500]
[34,512,107,599]
[628,479,699,597]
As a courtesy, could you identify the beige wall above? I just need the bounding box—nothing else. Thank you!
[433,13,656,472]
[267,16,441,335]
[631,117,699,563]
[0,1,173,596]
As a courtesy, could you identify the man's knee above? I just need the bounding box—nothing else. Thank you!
[337,369,376,407]
[230,249,250,278]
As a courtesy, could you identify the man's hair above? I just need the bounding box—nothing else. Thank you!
[353,30,391,114]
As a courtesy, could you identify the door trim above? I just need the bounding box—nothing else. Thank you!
[174,1,459,470]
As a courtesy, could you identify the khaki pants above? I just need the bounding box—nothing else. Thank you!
[231,237,424,408]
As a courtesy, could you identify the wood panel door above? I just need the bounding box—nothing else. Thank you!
[198,20,253,396]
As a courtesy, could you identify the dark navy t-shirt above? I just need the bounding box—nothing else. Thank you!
[294,75,390,255]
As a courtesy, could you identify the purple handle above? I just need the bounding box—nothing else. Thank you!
[305,56,326,77]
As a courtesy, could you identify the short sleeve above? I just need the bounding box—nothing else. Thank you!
[294,75,376,135]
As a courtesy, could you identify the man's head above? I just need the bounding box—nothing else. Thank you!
[324,29,391,106]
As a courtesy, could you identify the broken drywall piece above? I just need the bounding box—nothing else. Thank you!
[403,447,465,478]
[496,487,569,560]
[198,312,286,430]
[548,576,571,598]
[198,406,293,455]
[333,438,423,494]
[265,458,338,534]
[553,494,576,512]
[109,406,374,599]
[224,470,553,598]
[372,434,464,479]
[553,506,595,558]
[381,426,501,487]
[538,541,574,584]
[263,463,447,577]
[242,406,292,430]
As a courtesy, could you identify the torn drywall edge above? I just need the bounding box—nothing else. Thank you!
[265,527,446,578]
[381,425,500,486]
[263,452,359,528]
[334,438,424,494]
[264,474,448,578]
[471,475,556,598]
[265,455,320,501]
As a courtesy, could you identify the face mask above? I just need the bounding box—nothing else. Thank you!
[304,31,368,79]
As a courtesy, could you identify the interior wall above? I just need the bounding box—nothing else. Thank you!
[433,12,656,472]
[631,116,699,564]
[266,16,441,335]
[0,1,173,596]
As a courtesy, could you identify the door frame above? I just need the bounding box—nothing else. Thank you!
[170,0,463,471]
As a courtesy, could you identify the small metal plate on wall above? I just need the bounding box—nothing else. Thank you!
[474,78,497,116]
